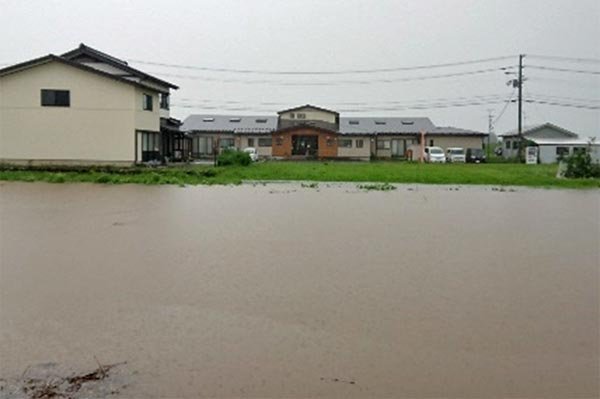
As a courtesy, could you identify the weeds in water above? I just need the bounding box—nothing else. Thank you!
[357,182,396,191]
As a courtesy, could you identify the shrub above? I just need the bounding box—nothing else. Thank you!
[217,149,251,166]
[564,149,600,178]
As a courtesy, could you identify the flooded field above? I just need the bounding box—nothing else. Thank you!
[0,182,598,398]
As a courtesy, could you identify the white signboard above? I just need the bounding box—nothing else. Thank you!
[526,146,538,164]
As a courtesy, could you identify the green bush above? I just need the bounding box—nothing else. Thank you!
[564,149,600,178]
[217,149,251,166]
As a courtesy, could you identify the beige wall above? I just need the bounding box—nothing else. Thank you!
[134,87,160,131]
[0,61,152,164]
[337,136,370,159]
[279,107,337,124]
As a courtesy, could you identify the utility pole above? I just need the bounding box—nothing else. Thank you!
[487,109,494,159]
[517,54,525,162]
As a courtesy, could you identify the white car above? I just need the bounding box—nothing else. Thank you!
[446,147,466,163]
[424,146,446,163]
[243,147,259,162]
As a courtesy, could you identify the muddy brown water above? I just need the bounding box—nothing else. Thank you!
[0,182,598,398]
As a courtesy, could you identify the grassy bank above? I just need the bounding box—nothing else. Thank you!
[1,162,599,188]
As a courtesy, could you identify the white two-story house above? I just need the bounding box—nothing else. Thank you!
[0,43,182,166]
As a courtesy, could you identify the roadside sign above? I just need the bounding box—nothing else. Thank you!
[526,146,538,164]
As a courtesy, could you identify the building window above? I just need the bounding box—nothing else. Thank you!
[429,139,434,146]
[556,147,570,158]
[297,113,306,119]
[258,138,272,147]
[377,140,390,150]
[356,139,364,148]
[141,131,160,162]
[339,139,352,148]
[247,138,255,147]
[572,147,586,155]
[143,94,153,111]
[219,138,235,148]
[512,140,519,149]
[275,137,283,146]
[505,140,511,149]
[289,113,295,119]
[159,93,169,110]
[41,89,70,107]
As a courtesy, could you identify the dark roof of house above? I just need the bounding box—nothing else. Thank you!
[499,122,578,138]
[277,104,340,115]
[181,115,278,134]
[61,43,178,90]
[339,117,436,134]
[431,126,487,136]
[0,54,168,93]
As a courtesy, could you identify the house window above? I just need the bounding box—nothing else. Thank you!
[505,140,511,149]
[141,131,160,162]
[256,119,268,123]
[556,147,570,158]
[297,113,306,119]
[258,138,272,147]
[572,147,586,155]
[377,140,391,150]
[512,140,519,149]
[429,139,434,146]
[289,113,295,119]
[339,139,352,148]
[356,139,364,148]
[143,94,153,111]
[247,138,255,147]
[41,89,70,107]
[349,120,359,125]
[219,138,235,148]
[159,93,169,110]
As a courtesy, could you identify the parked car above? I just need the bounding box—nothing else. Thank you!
[445,147,466,163]
[243,147,259,162]
[424,146,446,163]
[466,148,486,163]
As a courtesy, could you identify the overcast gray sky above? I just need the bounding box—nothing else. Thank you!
[1,0,599,137]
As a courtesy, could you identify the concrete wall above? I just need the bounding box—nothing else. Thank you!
[337,136,370,159]
[0,60,142,164]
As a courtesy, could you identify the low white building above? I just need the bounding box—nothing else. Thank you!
[499,123,599,163]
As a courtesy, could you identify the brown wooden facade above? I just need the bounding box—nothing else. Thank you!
[271,126,339,159]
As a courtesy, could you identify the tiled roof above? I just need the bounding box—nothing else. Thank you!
[181,115,278,133]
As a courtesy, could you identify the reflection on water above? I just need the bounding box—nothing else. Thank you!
[0,182,598,398]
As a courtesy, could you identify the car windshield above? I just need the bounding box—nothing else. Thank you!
[471,149,484,156]
[450,149,464,155]
[430,148,443,154]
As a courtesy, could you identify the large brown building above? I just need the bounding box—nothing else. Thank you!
[182,104,488,161]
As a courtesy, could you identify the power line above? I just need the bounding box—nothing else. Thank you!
[128,55,516,75]
[149,66,512,86]
[527,65,600,75]
[171,98,511,113]
[175,93,509,107]
[527,54,600,64]
[493,88,516,124]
